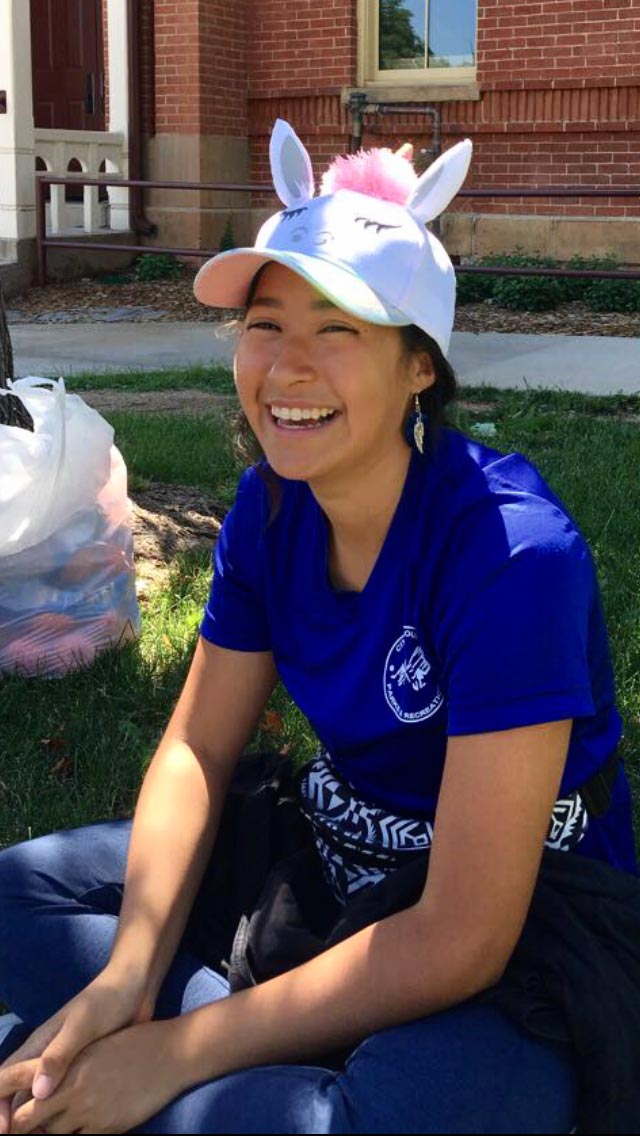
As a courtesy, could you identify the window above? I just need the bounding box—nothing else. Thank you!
[360,0,477,85]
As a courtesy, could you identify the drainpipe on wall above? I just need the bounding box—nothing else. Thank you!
[348,92,369,154]
[347,93,442,170]
[127,0,156,236]
[346,95,442,233]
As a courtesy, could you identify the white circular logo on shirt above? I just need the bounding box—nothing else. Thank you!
[384,626,444,724]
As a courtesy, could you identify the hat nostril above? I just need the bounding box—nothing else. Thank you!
[313,230,335,248]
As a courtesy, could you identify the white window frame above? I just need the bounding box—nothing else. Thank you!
[357,0,477,88]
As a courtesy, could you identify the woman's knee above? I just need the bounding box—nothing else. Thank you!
[133,1065,349,1135]
[0,820,132,921]
[0,835,41,908]
[335,1004,578,1135]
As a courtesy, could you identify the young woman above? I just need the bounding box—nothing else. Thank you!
[0,121,637,1135]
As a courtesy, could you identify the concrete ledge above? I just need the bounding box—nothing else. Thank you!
[0,239,36,298]
[46,232,138,282]
[342,82,481,104]
[442,213,640,262]
[0,259,32,298]
[0,233,139,295]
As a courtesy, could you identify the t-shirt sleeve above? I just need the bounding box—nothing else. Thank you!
[433,499,597,736]
[200,468,272,652]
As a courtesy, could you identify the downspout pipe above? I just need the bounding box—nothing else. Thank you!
[346,93,442,169]
[127,0,156,236]
[346,95,442,233]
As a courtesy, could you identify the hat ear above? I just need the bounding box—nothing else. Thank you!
[270,119,315,208]
[406,139,473,223]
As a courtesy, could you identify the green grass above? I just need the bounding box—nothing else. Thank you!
[1,385,639,850]
[107,409,241,505]
[64,364,236,395]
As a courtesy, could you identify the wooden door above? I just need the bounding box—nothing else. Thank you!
[31,0,106,131]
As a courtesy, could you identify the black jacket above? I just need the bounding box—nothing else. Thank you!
[187,754,640,1135]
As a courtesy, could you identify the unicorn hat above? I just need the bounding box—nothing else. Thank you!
[194,119,472,357]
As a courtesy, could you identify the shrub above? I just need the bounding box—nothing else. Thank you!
[455,250,632,313]
[98,271,130,285]
[219,216,237,253]
[134,253,182,282]
[493,274,564,311]
[560,255,619,302]
[456,270,496,305]
[456,251,558,308]
[584,278,640,313]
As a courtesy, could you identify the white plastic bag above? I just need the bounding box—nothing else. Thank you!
[0,377,140,677]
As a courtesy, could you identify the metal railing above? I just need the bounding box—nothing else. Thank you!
[35,174,274,286]
[35,173,640,287]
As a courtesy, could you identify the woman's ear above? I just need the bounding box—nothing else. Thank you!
[410,351,436,392]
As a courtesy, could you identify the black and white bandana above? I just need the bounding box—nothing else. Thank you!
[297,752,589,905]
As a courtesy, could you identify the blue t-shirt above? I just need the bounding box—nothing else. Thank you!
[201,429,638,876]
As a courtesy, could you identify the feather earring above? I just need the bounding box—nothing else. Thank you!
[413,394,425,455]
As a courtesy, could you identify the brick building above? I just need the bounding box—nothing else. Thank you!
[1,0,639,292]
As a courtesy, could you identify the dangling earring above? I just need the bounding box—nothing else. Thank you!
[413,393,425,455]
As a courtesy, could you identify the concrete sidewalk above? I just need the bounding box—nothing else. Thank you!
[10,321,640,396]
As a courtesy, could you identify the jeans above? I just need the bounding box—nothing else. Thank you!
[0,820,578,1134]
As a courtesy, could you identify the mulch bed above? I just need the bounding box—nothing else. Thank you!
[6,268,640,338]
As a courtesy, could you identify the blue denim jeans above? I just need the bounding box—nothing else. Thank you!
[0,821,578,1133]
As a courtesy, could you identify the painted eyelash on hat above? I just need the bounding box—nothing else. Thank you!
[354,216,402,234]
[270,118,473,225]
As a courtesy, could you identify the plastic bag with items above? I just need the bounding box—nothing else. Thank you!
[0,377,140,677]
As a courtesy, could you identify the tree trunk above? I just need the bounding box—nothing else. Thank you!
[0,279,14,388]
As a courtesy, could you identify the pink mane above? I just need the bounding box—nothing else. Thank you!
[319,147,418,205]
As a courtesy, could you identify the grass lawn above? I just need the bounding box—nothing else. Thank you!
[1,373,639,854]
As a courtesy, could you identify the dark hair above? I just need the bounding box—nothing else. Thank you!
[399,323,458,452]
[232,268,458,516]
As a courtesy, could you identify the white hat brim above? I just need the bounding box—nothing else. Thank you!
[193,247,410,327]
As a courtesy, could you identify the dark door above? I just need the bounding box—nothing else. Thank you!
[31,0,106,131]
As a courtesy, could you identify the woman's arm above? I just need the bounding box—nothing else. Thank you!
[169,719,571,1088]
[3,720,573,1135]
[107,636,278,1002]
[0,639,278,1127]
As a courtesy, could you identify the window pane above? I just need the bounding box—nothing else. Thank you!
[379,0,426,71]
[428,0,476,68]
[377,1,476,72]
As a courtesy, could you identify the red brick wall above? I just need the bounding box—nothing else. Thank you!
[200,0,247,134]
[247,0,355,199]
[466,0,640,217]
[247,0,640,222]
[154,0,200,134]
[141,0,156,137]
[122,0,638,228]
[248,0,356,95]
[478,0,640,85]
[154,0,246,136]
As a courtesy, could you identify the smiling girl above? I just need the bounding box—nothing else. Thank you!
[0,121,638,1136]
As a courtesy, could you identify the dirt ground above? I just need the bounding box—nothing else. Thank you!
[130,482,223,596]
[7,270,640,338]
[83,389,234,415]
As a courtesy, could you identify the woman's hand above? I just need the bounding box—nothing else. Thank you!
[5,1019,184,1135]
[0,964,155,1134]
